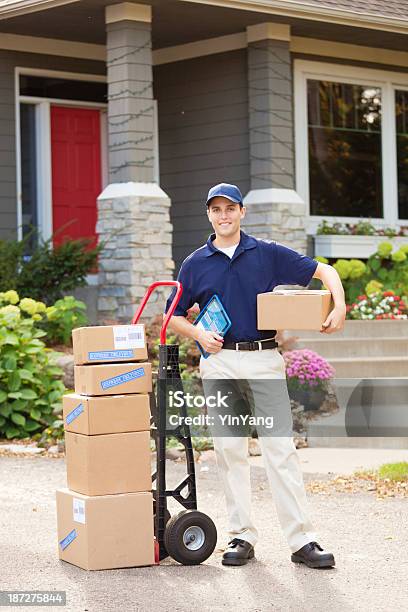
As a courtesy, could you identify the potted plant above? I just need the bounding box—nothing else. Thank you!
[314,219,408,259]
[283,349,335,411]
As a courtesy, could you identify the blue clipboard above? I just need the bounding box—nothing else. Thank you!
[193,294,231,359]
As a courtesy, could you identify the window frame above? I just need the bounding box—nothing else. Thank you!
[294,59,408,234]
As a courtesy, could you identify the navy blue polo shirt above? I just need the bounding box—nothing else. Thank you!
[164,230,318,344]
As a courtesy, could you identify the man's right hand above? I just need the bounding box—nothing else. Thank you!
[195,330,224,354]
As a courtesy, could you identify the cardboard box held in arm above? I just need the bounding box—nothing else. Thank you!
[65,430,151,495]
[72,325,147,365]
[56,489,155,570]
[74,362,152,396]
[257,289,334,331]
[63,393,151,435]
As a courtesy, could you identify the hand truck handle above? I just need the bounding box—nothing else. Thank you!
[131,281,183,345]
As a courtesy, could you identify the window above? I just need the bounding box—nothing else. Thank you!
[19,75,107,103]
[396,89,408,220]
[307,80,382,218]
[20,104,38,248]
[295,61,408,229]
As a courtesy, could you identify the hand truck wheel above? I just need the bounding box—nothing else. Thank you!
[164,510,217,565]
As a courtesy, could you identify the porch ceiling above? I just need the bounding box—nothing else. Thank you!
[0,0,406,51]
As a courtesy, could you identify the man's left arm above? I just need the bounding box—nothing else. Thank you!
[313,262,346,334]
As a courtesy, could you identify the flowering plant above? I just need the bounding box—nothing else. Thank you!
[347,291,407,320]
[282,349,335,392]
[0,291,87,345]
[316,219,408,237]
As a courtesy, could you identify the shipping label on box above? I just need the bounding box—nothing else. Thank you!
[56,489,154,570]
[63,393,151,435]
[65,430,152,496]
[72,325,147,365]
[73,498,86,524]
[74,362,152,396]
[257,289,334,331]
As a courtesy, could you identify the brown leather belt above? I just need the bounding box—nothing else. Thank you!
[222,339,279,351]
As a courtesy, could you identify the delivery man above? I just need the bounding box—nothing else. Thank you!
[165,183,346,568]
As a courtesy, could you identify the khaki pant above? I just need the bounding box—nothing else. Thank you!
[199,348,316,553]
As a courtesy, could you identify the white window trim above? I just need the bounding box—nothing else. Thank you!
[294,60,408,235]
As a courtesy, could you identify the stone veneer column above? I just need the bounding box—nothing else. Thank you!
[97,3,174,321]
[242,23,307,254]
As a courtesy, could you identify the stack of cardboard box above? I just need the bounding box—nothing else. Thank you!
[56,324,155,570]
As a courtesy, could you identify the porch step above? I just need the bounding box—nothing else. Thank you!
[306,380,408,448]
[288,320,408,338]
[295,337,408,358]
[328,356,408,378]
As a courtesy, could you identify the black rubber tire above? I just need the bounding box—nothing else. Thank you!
[164,510,217,565]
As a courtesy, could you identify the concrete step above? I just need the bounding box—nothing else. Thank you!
[295,337,408,358]
[306,378,408,448]
[288,320,408,339]
[329,357,408,378]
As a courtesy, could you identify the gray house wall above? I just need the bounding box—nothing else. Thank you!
[0,50,105,240]
[154,49,250,272]
[0,42,405,264]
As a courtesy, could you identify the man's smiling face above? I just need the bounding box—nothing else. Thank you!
[207,196,246,238]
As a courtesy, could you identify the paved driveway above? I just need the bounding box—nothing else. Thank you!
[0,455,407,611]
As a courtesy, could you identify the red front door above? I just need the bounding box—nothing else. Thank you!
[50,106,101,247]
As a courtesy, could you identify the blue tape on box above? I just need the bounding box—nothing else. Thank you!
[88,349,134,361]
[101,367,145,390]
[59,529,77,551]
[65,402,84,425]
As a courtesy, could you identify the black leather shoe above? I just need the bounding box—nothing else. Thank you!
[291,541,335,568]
[222,538,255,566]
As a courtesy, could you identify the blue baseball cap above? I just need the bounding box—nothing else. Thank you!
[206,183,243,207]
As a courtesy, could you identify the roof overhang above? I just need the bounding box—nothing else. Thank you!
[179,0,408,35]
[0,0,407,36]
[0,0,79,19]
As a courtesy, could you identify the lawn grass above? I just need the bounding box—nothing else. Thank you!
[377,462,408,481]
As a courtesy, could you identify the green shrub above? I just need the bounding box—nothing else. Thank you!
[378,462,408,481]
[0,291,87,347]
[0,234,100,304]
[327,242,408,304]
[0,304,65,439]
[43,296,87,345]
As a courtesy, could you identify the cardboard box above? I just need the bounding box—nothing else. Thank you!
[74,362,152,396]
[65,430,152,495]
[63,393,151,435]
[56,489,154,570]
[257,289,334,331]
[72,325,148,365]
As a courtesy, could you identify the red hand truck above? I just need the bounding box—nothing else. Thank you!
[132,281,217,565]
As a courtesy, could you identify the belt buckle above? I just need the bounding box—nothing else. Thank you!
[257,340,262,351]
[235,342,240,351]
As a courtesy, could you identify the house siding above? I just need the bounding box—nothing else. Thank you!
[0,50,105,240]
[154,49,250,272]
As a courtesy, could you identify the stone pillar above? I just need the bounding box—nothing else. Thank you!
[242,23,308,253]
[97,3,174,322]
[105,2,155,183]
